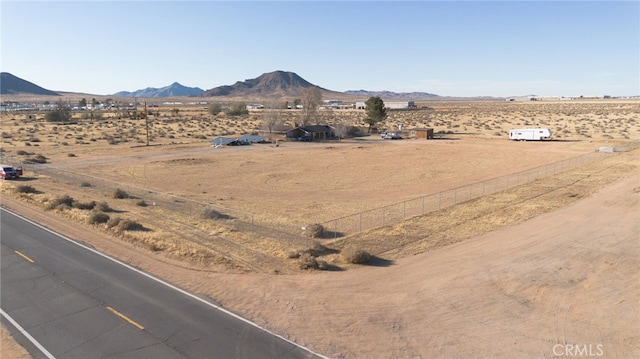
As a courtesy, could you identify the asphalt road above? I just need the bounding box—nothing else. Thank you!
[0,208,324,359]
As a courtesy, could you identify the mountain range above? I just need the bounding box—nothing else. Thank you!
[112,82,203,97]
[0,71,444,100]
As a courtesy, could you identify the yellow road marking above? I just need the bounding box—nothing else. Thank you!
[106,306,145,330]
[14,250,34,263]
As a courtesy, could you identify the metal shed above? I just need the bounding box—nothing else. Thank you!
[409,128,434,140]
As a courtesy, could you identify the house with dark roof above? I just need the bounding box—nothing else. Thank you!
[285,125,334,141]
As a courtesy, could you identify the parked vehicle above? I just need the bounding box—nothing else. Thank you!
[1,165,19,180]
[509,128,552,141]
[381,132,402,140]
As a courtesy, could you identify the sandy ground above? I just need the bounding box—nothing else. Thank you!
[2,156,638,358]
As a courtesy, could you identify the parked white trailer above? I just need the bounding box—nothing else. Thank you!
[509,128,552,141]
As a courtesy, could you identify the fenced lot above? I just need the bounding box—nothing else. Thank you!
[13,140,623,248]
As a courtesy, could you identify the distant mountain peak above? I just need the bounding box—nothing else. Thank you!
[201,70,334,98]
[0,72,59,96]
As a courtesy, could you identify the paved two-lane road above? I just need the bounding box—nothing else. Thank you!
[1,208,324,359]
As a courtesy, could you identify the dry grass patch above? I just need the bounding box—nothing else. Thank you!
[329,149,639,259]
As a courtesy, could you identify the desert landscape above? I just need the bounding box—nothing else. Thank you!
[1,98,639,358]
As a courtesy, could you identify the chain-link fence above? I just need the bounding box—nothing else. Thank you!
[3,141,636,245]
[318,149,625,238]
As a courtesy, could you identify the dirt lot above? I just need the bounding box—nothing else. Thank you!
[1,99,639,357]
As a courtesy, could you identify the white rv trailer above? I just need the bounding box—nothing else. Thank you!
[509,128,552,141]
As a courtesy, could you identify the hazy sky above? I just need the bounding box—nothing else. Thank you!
[2,1,638,97]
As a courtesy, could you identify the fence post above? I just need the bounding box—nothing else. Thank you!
[403,201,406,220]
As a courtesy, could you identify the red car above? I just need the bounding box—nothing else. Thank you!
[1,165,19,180]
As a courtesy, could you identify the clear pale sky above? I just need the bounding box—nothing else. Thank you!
[1,1,638,97]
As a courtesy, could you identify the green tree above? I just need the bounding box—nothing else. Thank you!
[208,103,223,115]
[45,101,72,122]
[364,96,387,132]
[79,98,87,109]
[225,102,248,116]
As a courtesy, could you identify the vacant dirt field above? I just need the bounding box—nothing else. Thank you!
[1,99,638,357]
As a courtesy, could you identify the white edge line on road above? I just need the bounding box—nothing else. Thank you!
[1,208,330,359]
[0,308,57,359]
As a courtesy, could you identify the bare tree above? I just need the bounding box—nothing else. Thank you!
[299,86,322,125]
[332,116,349,140]
[261,100,284,139]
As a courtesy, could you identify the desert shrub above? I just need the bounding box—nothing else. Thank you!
[208,103,223,115]
[225,103,249,116]
[80,181,92,187]
[298,252,319,270]
[16,150,30,155]
[72,200,96,210]
[136,200,148,207]
[202,208,223,220]
[67,153,77,157]
[94,201,112,212]
[46,195,74,210]
[87,212,110,224]
[27,154,47,163]
[342,245,372,264]
[106,216,121,228]
[316,259,329,270]
[306,223,325,238]
[14,184,37,194]
[116,219,145,231]
[113,188,129,199]
[300,240,336,257]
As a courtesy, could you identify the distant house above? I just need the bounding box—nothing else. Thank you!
[286,125,335,141]
[210,135,265,147]
[409,128,434,140]
[355,101,366,109]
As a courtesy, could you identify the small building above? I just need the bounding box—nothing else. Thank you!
[409,128,434,140]
[286,125,334,141]
[384,101,415,109]
[355,101,366,109]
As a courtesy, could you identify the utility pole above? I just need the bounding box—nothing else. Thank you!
[145,101,150,146]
